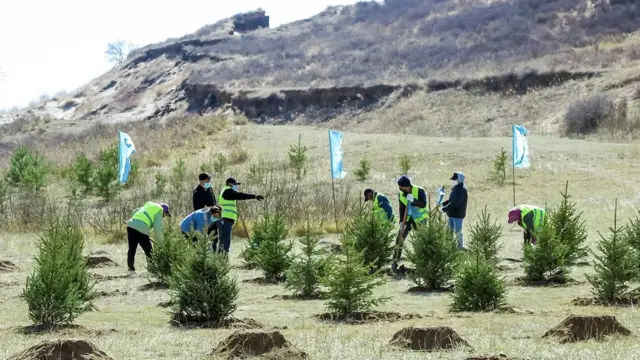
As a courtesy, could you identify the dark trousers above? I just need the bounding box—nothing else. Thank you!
[216,218,234,253]
[127,227,153,271]
[401,218,426,238]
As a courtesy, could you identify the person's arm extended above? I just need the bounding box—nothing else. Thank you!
[222,188,257,201]
[378,195,394,221]
[411,188,427,208]
[153,213,163,242]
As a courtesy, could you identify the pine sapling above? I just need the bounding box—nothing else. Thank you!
[450,250,507,312]
[253,213,293,282]
[466,206,503,266]
[586,200,637,304]
[147,223,191,285]
[405,212,460,290]
[624,210,640,277]
[492,147,507,185]
[288,133,308,180]
[169,239,239,325]
[399,155,412,175]
[344,202,395,271]
[22,215,96,328]
[549,181,588,265]
[285,218,328,298]
[353,157,371,182]
[320,238,390,317]
[522,218,570,283]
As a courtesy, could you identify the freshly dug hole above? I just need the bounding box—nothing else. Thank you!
[86,255,118,268]
[543,315,632,343]
[314,311,423,324]
[466,355,526,360]
[213,329,307,359]
[388,326,470,351]
[138,281,167,291]
[7,339,113,360]
[0,260,19,272]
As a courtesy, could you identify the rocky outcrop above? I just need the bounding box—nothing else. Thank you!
[178,70,599,123]
[233,10,269,32]
[124,37,229,70]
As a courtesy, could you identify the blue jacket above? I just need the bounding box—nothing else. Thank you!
[180,209,218,234]
[375,193,394,222]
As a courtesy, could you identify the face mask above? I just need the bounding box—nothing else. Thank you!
[232,185,239,191]
[204,182,211,189]
[452,181,458,187]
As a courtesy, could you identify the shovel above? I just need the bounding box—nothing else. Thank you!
[391,207,408,272]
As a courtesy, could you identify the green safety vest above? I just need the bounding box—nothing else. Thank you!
[131,202,163,229]
[372,193,394,223]
[218,186,238,221]
[519,205,545,233]
[398,185,428,222]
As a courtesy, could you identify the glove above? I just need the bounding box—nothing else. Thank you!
[406,194,414,203]
[256,195,264,201]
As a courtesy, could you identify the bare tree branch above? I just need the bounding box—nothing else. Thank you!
[105,40,136,65]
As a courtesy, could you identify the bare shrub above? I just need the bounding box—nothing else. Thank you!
[564,93,615,136]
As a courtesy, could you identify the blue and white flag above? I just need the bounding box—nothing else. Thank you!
[328,129,347,179]
[512,124,530,169]
[118,131,136,184]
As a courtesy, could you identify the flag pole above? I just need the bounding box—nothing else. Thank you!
[328,130,340,234]
[511,124,516,207]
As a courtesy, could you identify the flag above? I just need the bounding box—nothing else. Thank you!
[328,129,347,179]
[436,186,445,205]
[512,124,530,169]
[118,131,136,184]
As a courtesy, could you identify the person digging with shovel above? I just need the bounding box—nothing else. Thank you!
[392,175,428,272]
[508,205,545,245]
[126,202,170,273]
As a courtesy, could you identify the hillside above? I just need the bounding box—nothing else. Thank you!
[3,0,640,149]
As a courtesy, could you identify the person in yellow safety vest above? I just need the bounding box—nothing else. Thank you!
[397,175,429,238]
[508,205,545,245]
[216,177,264,254]
[126,202,170,272]
[363,188,395,223]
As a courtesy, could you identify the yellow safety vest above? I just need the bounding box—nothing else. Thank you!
[218,186,238,221]
[398,186,428,222]
[519,205,545,233]
[131,202,163,229]
[372,193,394,223]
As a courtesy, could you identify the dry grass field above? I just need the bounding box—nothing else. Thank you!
[2,124,640,359]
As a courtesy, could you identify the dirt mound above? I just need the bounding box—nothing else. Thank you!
[543,315,632,343]
[571,295,640,307]
[91,273,131,281]
[170,315,266,329]
[7,339,113,360]
[242,277,283,285]
[213,329,307,360]
[86,255,118,268]
[407,285,454,293]
[314,311,423,325]
[512,275,581,287]
[138,281,167,291]
[466,355,525,360]
[96,289,128,298]
[0,260,19,272]
[388,326,470,351]
[269,293,324,301]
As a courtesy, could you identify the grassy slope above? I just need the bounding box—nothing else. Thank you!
[2,125,640,359]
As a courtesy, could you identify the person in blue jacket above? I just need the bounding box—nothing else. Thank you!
[180,205,222,244]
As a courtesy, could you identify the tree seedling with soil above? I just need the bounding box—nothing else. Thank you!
[285,218,328,298]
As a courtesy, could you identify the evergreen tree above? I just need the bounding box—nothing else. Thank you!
[466,206,503,266]
[320,238,390,316]
[586,200,637,304]
[405,212,460,290]
[344,202,395,271]
[624,210,640,277]
[169,239,239,325]
[73,152,94,195]
[548,181,588,265]
[253,213,293,282]
[522,217,570,283]
[147,223,191,285]
[22,215,95,328]
[450,252,507,312]
[285,219,328,297]
[288,133,308,180]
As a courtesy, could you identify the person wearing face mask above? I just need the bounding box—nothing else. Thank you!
[193,172,216,211]
[216,177,264,254]
[440,172,468,249]
[181,205,222,244]
[397,175,429,239]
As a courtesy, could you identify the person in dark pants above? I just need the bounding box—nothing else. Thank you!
[441,172,468,249]
[217,177,264,254]
[180,205,222,244]
[397,175,429,239]
[126,202,170,272]
[193,172,216,211]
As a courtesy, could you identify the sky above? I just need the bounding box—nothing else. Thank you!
[0,0,361,110]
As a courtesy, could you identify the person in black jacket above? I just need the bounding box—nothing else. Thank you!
[441,172,468,249]
[193,172,216,211]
